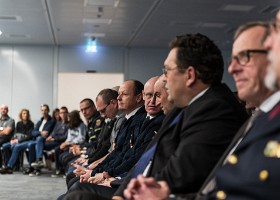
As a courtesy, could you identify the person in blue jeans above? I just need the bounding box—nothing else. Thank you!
[31,106,69,169]
[1,108,34,171]
[0,104,55,174]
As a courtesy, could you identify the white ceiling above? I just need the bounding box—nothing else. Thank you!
[0,0,279,50]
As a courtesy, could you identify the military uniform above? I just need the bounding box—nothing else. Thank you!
[205,92,280,200]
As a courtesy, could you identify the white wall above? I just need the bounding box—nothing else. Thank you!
[0,44,235,121]
[58,73,124,111]
[0,46,54,122]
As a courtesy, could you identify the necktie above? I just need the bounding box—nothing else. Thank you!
[201,109,263,195]
[131,143,157,178]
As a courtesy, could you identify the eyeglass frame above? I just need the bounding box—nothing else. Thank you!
[230,49,268,66]
[99,102,110,114]
[162,67,179,75]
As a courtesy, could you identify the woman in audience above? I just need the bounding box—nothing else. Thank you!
[0,109,34,173]
[54,110,86,176]
[53,108,61,122]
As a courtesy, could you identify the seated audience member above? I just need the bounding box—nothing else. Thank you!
[30,106,69,168]
[65,89,124,181]
[195,18,280,200]
[0,104,15,166]
[53,110,86,176]
[25,104,55,176]
[123,22,276,200]
[53,108,61,122]
[0,109,34,173]
[55,99,104,176]
[63,33,248,200]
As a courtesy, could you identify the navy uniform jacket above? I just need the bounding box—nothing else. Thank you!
[106,112,165,177]
[206,102,280,200]
[115,83,248,197]
[91,106,146,175]
[87,118,117,163]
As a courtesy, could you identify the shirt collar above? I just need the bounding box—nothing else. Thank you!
[188,87,210,105]
[259,90,280,113]
[125,107,141,120]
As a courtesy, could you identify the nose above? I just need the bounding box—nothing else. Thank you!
[264,34,273,50]
[151,94,157,105]
[117,94,121,101]
[228,58,240,75]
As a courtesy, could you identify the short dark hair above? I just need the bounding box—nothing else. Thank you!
[97,89,118,104]
[169,33,224,85]
[126,80,144,96]
[41,104,50,112]
[234,21,270,44]
[80,98,95,107]
[60,106,68,113]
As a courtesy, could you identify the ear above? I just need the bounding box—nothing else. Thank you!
[185,66,197,86]
[136,93,143,103]
[142,90,145,101]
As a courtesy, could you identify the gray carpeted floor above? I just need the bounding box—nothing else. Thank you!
[0,168,67,200]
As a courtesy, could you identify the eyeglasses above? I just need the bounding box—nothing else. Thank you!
[162,67,178,75]
[231,49,268,66]
[144,92,157,100]
[270,19,280,33]
[99,103,110,114]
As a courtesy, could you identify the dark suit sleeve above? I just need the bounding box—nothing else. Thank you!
[153,98,244,193]
[106,115,164,177]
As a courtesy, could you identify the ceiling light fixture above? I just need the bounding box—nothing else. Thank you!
[84,0,120,7]
[86,37,97,53]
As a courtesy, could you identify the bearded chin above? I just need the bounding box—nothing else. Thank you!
[265,65,278,91]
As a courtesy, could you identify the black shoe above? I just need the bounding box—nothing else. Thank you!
[23,167,34,175]
[0,167,13,174]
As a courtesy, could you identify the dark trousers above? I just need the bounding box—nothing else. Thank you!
[68,182,117,199]
[64,191,111,200]
[0,136,11,167]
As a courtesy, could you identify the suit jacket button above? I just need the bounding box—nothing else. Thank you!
[259,170,269,181]
[216,190,226,200]
[227,154,238,164]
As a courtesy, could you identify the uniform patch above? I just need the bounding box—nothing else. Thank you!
[95,119,101,126]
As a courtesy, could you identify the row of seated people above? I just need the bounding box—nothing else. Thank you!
[58,18,280,200]
[56,66,248,200]
[52,81,165,180]
[0,99,104,176]
[0,81,165,180]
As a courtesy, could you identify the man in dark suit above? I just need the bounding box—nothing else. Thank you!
[121,22,276,200]
[63,33,248,200]
[121,33,248,200]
